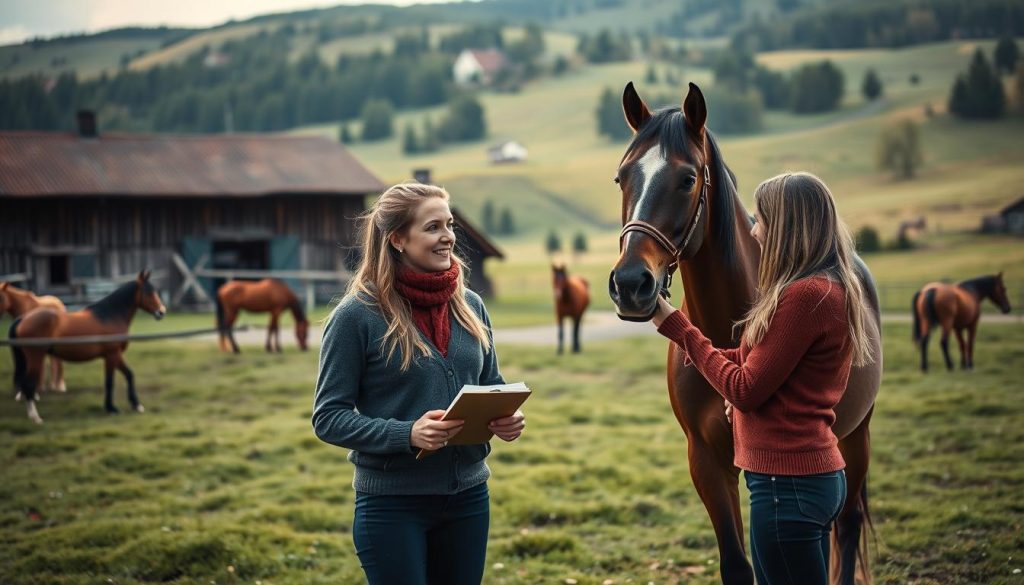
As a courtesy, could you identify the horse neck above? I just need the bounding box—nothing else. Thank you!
[679,195,760,346]
[958,277,991,302]
[289,300,307,324]
[7,288,38,316]
[89,282,140,325]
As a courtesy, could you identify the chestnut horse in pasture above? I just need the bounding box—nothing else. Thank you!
[912,273,1011,372]
[1,282,67,392]
[552,263,590,354]
[216,279,309,353]
[8,271,165,423]
[607,82,882,585]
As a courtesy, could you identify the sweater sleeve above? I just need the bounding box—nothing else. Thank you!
[656,284,822,412]
[311,302,415,454]
[475,296,506,386]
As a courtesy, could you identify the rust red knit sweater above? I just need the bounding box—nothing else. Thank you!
[657,276,852,475]
[395,263,459,357]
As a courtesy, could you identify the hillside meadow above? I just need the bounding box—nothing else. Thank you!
[0,321,1022,584]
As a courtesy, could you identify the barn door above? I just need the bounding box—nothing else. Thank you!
[270,235,301,295]
[181,236,214,300]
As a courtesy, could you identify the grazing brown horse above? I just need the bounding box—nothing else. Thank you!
[912,273,1011,372]
[608,82,883,585]
[9,271,165,423]
[552,263,590,354]
[216,279,309,353]
[1,282,67,392]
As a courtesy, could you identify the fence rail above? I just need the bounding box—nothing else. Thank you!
[0,325,248,347]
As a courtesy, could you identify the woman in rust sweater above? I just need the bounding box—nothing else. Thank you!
[651,172,874,585]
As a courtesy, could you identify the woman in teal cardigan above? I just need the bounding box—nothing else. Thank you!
[313,182,525,584]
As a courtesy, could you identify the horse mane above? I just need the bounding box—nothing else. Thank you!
[625,107,747,266]
[958,275,997,296]
[87,281,139,323]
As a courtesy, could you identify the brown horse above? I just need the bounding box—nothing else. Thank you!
[912,273,1011,372]
[9,271,165,423]
[552,263,590,354]
[1,282,67,392]
[216,279,309,353]
[608,82,882,585]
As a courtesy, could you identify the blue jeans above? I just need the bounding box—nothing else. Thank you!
[745,470,847,585]
[353,482,489,585]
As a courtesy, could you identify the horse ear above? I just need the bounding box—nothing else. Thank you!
[683,82,708,138]
[0,282,8,291]
[143,270,151,281]
[622,81,652,133]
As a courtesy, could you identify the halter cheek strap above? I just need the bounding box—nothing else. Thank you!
[618,162,711,300]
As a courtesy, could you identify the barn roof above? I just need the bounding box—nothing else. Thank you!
[0,131,385,198]
[466,49,507,74]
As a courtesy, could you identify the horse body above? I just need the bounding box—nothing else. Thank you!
[552,264,590,354]
[609,82,881,585]
[9,271,165,423]
[912,273,1011,371]
[0,282,67,391]
[216,278,309,353]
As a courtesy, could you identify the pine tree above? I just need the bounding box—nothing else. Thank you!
[401,122,418,154]
[572,232,588,254]
[482,200,495,234]
[862,68,883,101]
[596,86,632,140]
[546,231,561,254]
[949,49,1005,119]
[499,208,515,235]
[646,64,659,84]
[994,35,1020,75]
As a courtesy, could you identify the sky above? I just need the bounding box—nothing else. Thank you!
[0,0,457,45]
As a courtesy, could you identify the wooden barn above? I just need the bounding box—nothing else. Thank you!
[0,112,385,306]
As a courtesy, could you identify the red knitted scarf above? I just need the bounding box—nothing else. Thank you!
[395,263,460,357]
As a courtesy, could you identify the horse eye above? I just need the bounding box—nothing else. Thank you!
[612,176,621,185]
[680,175,697,190]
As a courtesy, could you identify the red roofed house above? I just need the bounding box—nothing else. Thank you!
[453,49,508,86]
[0,111,385,306]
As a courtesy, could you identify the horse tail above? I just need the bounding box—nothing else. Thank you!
[215,292,227,334]
[9,318,27,395]
[911,290,922,343]
[848,479,875,585]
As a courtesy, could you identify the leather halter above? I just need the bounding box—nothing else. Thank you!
[618,160,711,300]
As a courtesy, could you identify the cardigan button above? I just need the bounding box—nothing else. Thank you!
[447,369,454,376]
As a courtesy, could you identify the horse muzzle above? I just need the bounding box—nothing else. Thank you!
[608,266,660,322]
[152,310,165,320]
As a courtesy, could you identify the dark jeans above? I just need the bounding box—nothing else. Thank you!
[745,470,847,585]
[353,482,489,585]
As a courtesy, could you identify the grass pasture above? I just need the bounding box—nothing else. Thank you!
[1,322,1022,584]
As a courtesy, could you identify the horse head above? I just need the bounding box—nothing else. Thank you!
[295,319,310,351]
[609,82,715,321]
[135,270,166,320]
[992,272,1012,314]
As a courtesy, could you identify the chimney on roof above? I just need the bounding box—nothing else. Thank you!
[76,110,97,138]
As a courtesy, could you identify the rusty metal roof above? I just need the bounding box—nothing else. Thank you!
[0,131,385,198]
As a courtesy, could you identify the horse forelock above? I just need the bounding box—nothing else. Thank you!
[621,108,743,266]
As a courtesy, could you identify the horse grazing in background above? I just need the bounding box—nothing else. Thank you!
[216,279,309,354]
[9,271,165,423]
[552,263,590,354]
[607,82,883,585]
[1,282,67,392]
[912,272,1011,372]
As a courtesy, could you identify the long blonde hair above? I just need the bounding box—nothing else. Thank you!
[737,172,873,366]
[334,182,491,370]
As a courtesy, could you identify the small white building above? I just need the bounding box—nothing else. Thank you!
[453,49,508,86]
[487,140,528,164]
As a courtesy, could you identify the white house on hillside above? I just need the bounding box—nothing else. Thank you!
[453,49,508,86]
[487,140,528,164]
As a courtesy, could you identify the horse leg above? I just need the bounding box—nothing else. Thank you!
[967,322,978,370]
[919,333,930,373]
[115,354,143,413]
[226,309,241,354]
[831,408,874,585]
[954,328,968,370]
[939,325,954,372]
[16,349,45,424]
[54,357,66,392]
[556,315,564,355]
[687,438,754,585]
[104,357,119,414]
[572,316,582,353]
[266,312,278,353]
[273,310,283,352]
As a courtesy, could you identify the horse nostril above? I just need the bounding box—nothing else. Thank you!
[608,272,621,304]
[636,270,657,300]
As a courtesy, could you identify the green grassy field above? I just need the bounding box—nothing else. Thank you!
[1,322,1022,584]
